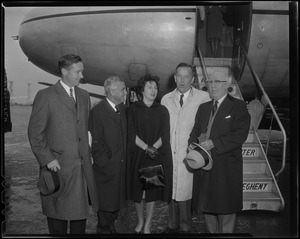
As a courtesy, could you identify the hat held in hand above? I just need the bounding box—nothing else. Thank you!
[37,168,63,197]
[185,143,213,171]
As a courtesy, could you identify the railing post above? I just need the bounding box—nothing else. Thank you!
[196,45,209,82]
[237,37,287,180]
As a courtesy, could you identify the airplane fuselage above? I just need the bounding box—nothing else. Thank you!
[18,3,289,99]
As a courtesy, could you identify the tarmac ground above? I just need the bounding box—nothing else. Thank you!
[2,105,297,237]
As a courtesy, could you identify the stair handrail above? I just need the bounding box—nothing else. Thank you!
[196,45,209,82]
[237,38,287,180]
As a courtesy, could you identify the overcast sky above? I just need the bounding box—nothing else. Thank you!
[4,6,103,105]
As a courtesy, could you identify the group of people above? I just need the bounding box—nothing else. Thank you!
[28,54,251,235]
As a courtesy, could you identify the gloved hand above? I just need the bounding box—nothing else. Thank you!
[145,146,158,159]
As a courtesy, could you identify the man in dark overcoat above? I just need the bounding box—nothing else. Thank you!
[188,70,251,233]
[28,54,99,234]
[88,75,127,234]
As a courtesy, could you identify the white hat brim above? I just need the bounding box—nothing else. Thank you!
[185,143,213,171]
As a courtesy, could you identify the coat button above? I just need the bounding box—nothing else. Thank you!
[78,138,81,142]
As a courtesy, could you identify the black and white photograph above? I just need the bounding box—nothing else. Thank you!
[2,1,298,237]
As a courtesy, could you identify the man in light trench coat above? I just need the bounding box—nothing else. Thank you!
[161,63,211,233]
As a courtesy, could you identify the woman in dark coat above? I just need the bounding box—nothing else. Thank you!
[126,74,173,234]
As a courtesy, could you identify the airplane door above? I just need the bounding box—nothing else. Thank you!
[231,3,252,81]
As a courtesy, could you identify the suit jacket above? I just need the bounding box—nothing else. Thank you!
[189,94,251,214]
[28,81,99,220]
[89,99,127,212]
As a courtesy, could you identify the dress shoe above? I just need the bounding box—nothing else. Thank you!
[134,223,144,234]
[161,227,180,234]
[110,225,118,234]
[179,230,191,234]
[96,228,111,234]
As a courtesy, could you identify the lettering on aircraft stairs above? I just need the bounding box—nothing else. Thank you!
[194,57,285,212]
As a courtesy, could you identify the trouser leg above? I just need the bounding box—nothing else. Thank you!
[168,199,179,229]
[97,209,119,234]
[47,217,68,234]
[178,199,192,232]
[70,219,86,234]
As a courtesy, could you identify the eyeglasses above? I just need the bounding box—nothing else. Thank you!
[205,80,227,86]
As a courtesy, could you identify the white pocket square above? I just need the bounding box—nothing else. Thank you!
[225,115,231,119]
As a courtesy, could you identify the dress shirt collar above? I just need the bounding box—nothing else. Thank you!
[60,80,75,98]
[106,98,118,112]
[214,94,227,108]
[176,88,191,102]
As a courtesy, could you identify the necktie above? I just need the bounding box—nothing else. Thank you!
[115,104,120,114]
[69,88,76,104]
[211,100,218,117]
[179,94,184,107]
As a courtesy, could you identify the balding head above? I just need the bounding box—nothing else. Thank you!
[208,71,231,83]
[206,71,231,100]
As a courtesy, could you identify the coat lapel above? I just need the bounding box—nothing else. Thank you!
[103,98,121,122]
[169,89,180,110]
[74,87,83,116]
[211,94,234,135]
[54,81,77,114]
[204,100,214,128]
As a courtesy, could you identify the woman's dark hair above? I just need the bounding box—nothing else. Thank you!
[136,74,160,99]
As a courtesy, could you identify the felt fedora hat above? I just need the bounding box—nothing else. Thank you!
[37,169,64,197]
[185,143,213,171]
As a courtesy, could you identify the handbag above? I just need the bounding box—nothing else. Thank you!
[138,164,165,190]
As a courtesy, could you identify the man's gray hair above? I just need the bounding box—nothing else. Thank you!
[104,74,124,96]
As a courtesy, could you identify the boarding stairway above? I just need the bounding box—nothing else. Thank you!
[193,55,286,212]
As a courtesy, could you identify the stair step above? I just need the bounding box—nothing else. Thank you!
[243,142,260,147]
[243,157,264,162]
[194,57,232,67]
[242,147,260,158]
[243,191,282,211]
[243,192,280,201]
[242,143,262,158]
[243,201,282,211]
[243,159,267,173]
[243,173,272,180]
[243,186,283,211]
[243,173,274,192]
[195,66,230,75]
